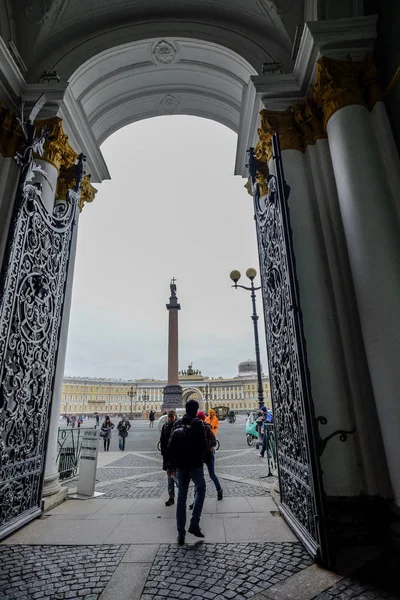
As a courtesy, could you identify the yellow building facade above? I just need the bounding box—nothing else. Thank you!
[61,360,271,416]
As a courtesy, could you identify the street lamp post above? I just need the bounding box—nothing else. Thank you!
[230,268,264,409]
[127,385,135,419]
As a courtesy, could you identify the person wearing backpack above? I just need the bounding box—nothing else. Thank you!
[117,414,131,451]
[168,399,207,545]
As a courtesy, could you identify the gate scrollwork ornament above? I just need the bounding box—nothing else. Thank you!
[248,138,330,566]
[0,96,84,538]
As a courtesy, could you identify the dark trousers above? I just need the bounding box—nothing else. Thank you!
[119,436,126,451]
[103,438,110,451]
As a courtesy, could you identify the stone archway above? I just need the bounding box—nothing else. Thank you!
[182,387,205,409]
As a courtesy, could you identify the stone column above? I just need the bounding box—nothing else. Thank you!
[314,55,400,506]
[42,173,97,508]
[162,280,183,410]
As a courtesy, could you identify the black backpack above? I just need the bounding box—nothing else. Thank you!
[168,418,201,468]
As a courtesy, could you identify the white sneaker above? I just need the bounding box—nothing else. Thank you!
[258,454,264,457]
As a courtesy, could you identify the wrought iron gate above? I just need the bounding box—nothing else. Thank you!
[248,135,330,566]
[0,101,83,539]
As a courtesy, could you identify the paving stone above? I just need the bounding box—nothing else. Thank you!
[0,545,128,600]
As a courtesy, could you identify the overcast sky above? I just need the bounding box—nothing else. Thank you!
[64,116,268,380]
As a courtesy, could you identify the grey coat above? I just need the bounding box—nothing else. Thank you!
[101,421,114,439]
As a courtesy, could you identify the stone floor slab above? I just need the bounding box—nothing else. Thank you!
[216,496,253,513]
[105,513,226,544]
[246,495,278,513]
[262,563,343,600]
[224,514,297,543]
[95,498,138,514]
[99,561,152,600]
[47,497,109,515]
[2,516,121,545]
[121,543,160,563]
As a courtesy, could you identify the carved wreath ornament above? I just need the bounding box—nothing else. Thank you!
[152,40,178,65]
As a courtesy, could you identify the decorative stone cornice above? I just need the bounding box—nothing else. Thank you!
[36,117,78,172]
[0,103,22,157]
[312,56,366,128]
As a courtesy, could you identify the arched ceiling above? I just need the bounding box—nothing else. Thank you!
[69,37,257,144]
[9,0,303,81]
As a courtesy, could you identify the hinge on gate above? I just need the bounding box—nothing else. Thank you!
[315,416,355,457]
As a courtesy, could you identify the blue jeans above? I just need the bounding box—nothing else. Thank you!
[167,473,175,498]
[119,436,126,451]
[206,452,221,492]
[176,467,206,536]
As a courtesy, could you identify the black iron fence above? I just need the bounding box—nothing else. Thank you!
[57,426,96,481]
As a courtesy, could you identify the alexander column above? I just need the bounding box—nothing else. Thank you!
[162,278,183,409]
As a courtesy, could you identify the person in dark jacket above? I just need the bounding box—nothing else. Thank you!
[149,410,155,427]
[160,410,177,506]
[101,416,114,451]
[168,399,207,545]
[117,414,131,451]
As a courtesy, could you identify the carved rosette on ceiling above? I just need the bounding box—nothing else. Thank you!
[152,40,179,66]
[35,117,78,172]
[159,94,180,115]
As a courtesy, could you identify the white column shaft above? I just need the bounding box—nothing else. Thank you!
[327,104,400,505]
[43,205,79,497]
[310,139,392,498]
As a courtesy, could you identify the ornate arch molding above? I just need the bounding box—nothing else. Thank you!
[27,16,293,82]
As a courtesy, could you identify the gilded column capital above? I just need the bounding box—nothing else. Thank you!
[56,169,97,212]
[0,104,22,158]
[36,117,78,172]
[312,56,366,128]
[292,98,326,146]
[362,54,383,110]
[78,174,97,212]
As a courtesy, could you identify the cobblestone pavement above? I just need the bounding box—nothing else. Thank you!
[0,544,128,600]
[140,541,313,600]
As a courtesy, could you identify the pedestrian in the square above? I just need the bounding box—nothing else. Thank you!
[96,414,100,428]
[160,410,177,506]
[101,415,114,451]
[205,408,219,437]
[168,399,207,545]
[149,410,155,427]
[189,411,223,510]
[117,414,131,451]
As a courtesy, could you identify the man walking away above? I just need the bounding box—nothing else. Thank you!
[96,414,100,428]
[149,410,155,427]
[117,414,131,451]
[168,399,207,545]
[160,410,177,506]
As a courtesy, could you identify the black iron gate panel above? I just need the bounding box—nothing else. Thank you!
[0,102,83,539]
[248,135,329,566]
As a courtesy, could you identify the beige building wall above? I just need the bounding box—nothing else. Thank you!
[60,371,271,416]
